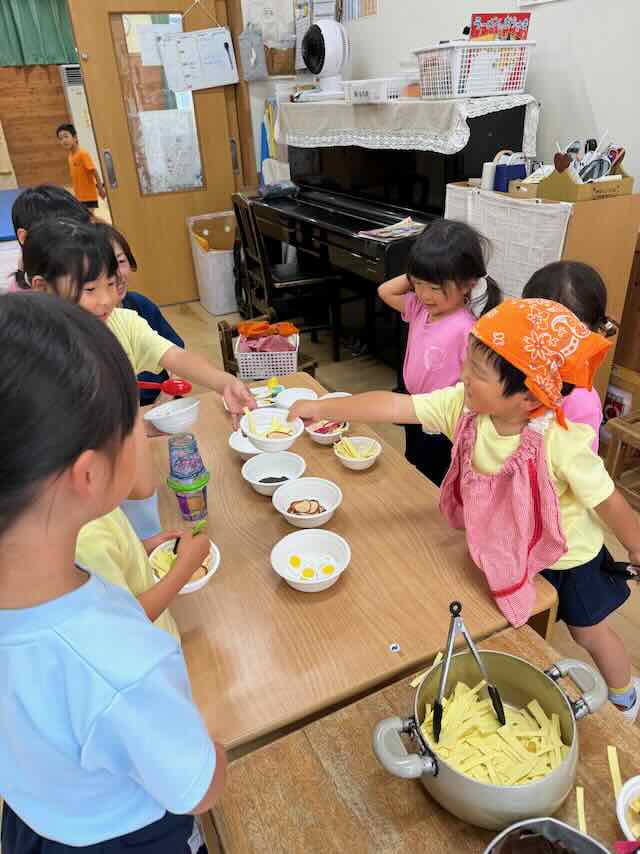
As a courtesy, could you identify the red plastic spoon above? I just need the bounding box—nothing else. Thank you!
[137,378,193,396]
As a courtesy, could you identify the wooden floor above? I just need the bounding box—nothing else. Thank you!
[163,301,640,695]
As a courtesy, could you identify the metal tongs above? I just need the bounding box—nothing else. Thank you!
[433,601,506,743]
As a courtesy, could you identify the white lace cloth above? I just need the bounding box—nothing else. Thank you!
[276,94,539,156]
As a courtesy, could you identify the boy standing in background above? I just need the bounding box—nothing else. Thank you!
[56,123,106,209]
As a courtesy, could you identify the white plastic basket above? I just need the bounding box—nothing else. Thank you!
[344,77,413,104]
[413,40,534,99]
[234,334,299,380]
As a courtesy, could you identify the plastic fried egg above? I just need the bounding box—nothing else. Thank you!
[289,555,301,568]
[321,564,336,576]
[301,567,316,579]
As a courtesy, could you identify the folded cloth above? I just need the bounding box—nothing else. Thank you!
[238,334,296,353]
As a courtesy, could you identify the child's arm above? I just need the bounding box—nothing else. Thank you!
[595,489,640,565]
[378,275,412,313]
[289,391,422,425]
[138,529,210,622]
[128,411,156,500]
[189,742,228,813]
[160,346,255,424]
[88,167,106,199]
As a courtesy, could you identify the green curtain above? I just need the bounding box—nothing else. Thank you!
[0,0,77,67]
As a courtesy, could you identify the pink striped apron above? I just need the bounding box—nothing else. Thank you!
[439,411,567,627]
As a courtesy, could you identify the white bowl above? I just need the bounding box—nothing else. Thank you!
[240,407,304,453]
[334,436,382,471]
[271,529,351,592]
[617,775,640,841]
[306,421,350,446]
[143,398,200,434]
[149,538,220,594]
[228,430,261,460]
[272,477,342,528]
[319,392,352,400]
[241,452,306,496]
[274,387,318,409]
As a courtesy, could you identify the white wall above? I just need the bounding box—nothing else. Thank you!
[343,0,640,179]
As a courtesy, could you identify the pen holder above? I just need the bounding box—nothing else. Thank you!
[494,163,527,193]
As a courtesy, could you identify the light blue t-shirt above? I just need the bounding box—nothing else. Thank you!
[0,572,215,846]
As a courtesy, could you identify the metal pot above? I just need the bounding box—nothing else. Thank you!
[373,651,607,831]
[484,817,610,853]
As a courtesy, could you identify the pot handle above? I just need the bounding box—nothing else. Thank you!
[372,716,437,780]
[545,658,608,720]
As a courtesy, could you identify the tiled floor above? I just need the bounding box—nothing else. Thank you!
[164,301,640,696]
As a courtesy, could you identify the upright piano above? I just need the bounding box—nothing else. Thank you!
[250,105,528,372]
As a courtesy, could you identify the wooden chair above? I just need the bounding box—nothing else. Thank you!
[217,316,317,379]
[605,411,640,510]
[232,192,345,362]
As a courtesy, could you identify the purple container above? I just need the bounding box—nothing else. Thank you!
[167,471,209,522]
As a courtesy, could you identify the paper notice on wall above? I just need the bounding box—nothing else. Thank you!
[137,109,203,193]
[138,22,182,65]
[159,27,239,92]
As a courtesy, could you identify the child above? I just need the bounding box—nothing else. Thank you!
[6,184,91,293]
[96,221,185,406]
[0,293,225,851]
[379,219,501,486]
[56,123,106,209]
[17,218,254,542]
[523,261,616,453]
[290,299,640,719]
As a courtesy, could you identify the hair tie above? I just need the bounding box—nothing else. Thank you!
[468,277,488,318]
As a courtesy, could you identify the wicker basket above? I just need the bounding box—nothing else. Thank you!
[234,335,299,380]
[413,40,535,99]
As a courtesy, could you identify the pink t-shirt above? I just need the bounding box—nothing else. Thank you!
[562,387,603,453]
[401,293,475,395]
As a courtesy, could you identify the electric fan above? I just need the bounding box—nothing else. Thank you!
[300,20,351,101]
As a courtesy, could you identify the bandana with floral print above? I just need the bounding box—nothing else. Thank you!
[471,298,611,427]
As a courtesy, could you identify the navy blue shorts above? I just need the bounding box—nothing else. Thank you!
[542,546,630,628]
[1,804,207,854]
[404,424,452,487]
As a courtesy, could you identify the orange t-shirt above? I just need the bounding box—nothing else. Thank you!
[68,147,97,202]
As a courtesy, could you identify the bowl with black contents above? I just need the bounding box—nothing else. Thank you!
[241,452,306,496]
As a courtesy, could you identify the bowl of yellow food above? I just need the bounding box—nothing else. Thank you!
[240,407,304,453]
[270,529,351,592]
[617,775,640,841]
[334,436,382,470]
[149,538,220,594]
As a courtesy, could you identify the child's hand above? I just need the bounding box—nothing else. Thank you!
[289,400,320,422]
[223,377,255,428]
[142,530,182,556]
[628,549,640,568]
[176,529,210,571]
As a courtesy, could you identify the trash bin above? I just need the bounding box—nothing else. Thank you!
[187,212,237,316]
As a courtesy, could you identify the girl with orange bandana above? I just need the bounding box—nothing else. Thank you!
[289,299,640,720]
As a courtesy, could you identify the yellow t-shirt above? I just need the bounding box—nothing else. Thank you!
[107,308,175,375]
[412,384,615,571]
[76,508,180,642]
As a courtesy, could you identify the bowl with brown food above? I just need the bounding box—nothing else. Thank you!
[149,538,221,594]
[272,477,343,528]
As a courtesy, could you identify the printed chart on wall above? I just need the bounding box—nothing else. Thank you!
[340,0,377,22]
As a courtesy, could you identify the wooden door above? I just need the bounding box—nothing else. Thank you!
[68,0,242,304]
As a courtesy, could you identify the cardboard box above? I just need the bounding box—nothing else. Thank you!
[538,166,633,203]
[508,179,539,199]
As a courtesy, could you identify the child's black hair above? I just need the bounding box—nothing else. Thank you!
[471,337,574,399]
[0,293,138,537]
[17,219,117,302]
[407,219,502,315]
[95,222,138,272]
[11,184,91,235]
[56,123,77,138]
[522,262,611,334]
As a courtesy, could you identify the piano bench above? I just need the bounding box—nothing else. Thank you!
[217,318,318,380]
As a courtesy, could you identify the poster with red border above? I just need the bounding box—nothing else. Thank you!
[470,12,531,40]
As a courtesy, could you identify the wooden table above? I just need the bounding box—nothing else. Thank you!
[152,373,557,752]
[211,625,638,854]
